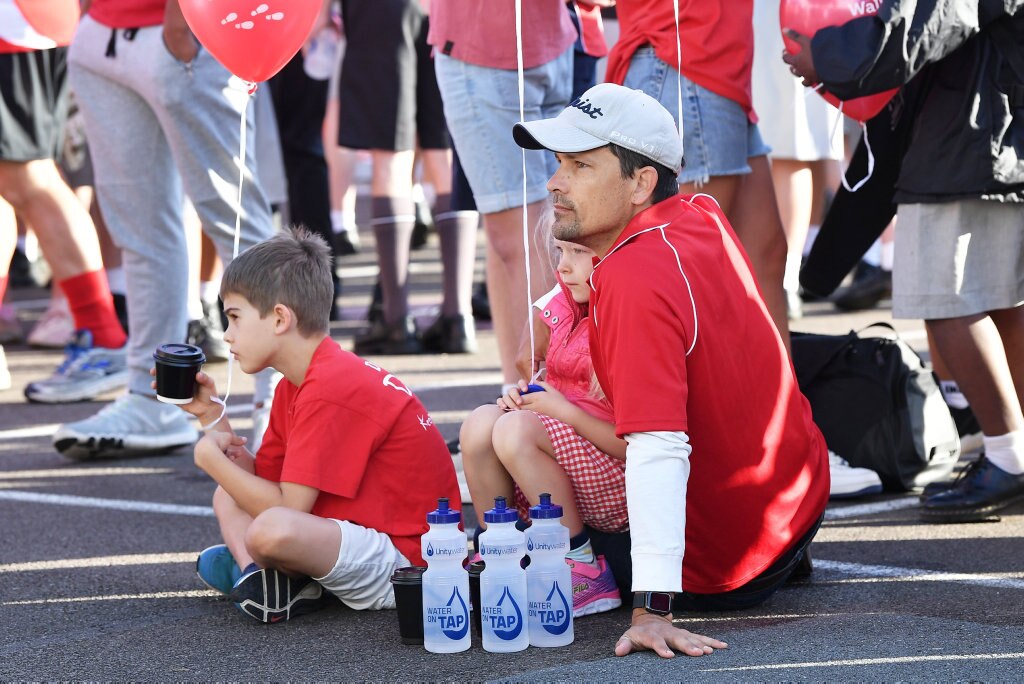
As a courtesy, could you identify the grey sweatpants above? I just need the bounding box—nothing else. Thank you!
[68,16,275,399]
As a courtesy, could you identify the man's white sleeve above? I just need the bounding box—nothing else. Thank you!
[625,430,691,592]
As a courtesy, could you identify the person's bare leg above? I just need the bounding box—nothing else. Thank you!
[492,410,584,535]
[926,314,1024,437]
[989,306,1024,413]
[212,485,256,570]
[0,196,16,277]
[483,200,555,384]
[0,159,101,279]
[770,158,814,302]
[245,506,343,578]
[727,155,791,351]
[460,404,515,525]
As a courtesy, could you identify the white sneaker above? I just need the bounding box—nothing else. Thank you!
[24,330,128,403]
[828,450,883,499]
[53,392,199,461]
[0,345,11,391]
[27,298,74,348]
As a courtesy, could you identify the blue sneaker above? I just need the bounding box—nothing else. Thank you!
[229,566,327,623]
[25,329,128,403]
[196,544,241,595]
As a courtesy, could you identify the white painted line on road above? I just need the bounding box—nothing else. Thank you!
[702,652,1024,672]
[815,559,1024,590]
[0,467,173,480]
[4,589,217,606]
[825,498,921,519]
[0,405,252,442]
[0,552,193,573]
[0,491,214,516]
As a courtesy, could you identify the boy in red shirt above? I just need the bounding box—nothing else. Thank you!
[171,230,459,623]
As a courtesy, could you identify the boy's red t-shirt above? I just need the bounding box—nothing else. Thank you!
[588,194,828,593]
[87,0,164,29]
[605,0,756,121]
[255,339,460,566]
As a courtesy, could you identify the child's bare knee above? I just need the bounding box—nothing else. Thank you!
[492,410,541,459]
[245,507,293,561]
[460,405,503,452]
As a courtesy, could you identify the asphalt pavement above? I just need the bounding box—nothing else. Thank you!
[2,229,1023,681]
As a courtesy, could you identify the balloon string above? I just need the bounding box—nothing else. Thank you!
[514,0,535,380]
[840,115,874,193]
[202,81,253,431]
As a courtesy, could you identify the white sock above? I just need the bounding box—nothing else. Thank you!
[863,239,882,267]
[106,267,126,295]
[566,538,596,565]
[939,380,970,410]
[784,253,801,293]
[983,430,1024,475]
[880,240,895,271]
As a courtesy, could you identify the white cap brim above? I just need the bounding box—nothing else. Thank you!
[513,118,608,154]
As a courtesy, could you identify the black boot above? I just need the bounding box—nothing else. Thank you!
[420,313,478,354]
[353,316,422,356]
[833,261,892,311]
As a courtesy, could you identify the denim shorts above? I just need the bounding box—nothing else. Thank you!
[434,47,573,213]
[623,46,770,185]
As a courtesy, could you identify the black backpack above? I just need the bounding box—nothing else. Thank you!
[791,324,960,491]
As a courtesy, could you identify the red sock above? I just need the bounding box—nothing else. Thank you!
[57,270,127,349]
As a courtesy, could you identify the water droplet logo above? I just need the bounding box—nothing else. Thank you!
[441,586,469,640]
[426,543,434,557]
[494,586,524,640]
[542,581,572,635]
[527,538,534,551]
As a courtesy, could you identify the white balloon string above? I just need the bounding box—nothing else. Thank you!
[202,81,253,431]
[673,0,683,138]
[515,0,535,377]
[840,117,874,193]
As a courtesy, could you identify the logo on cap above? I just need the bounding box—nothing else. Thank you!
[569,97,604,120]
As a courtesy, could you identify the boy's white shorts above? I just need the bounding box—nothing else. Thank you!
[313,519,410,610]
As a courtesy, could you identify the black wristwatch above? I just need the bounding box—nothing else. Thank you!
[632,591,674,616]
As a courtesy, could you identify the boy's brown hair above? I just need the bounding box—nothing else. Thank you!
[220,228,333,336]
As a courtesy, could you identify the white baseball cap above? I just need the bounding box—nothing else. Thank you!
[513,83,683,174]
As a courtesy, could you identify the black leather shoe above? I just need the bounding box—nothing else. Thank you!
[471,282,491,322]
[833,261,892,311]
[365,282,384,325]
[918,454,982,500]
[921,456,1024,522]
[353,316,422,356]
[420,313,478,354]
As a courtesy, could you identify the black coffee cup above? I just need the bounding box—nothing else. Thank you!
[153,343,206,404]
[468,559,485,638]
[390,565,426,645]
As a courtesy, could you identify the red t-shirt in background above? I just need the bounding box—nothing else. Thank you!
[605,0,756,121]
[428,0,576,70]
[255,339,460,566]
[588,194,828,594]
[88,0,164,29]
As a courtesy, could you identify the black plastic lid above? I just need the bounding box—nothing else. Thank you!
[153,343,206,364]
[390,565,426,585]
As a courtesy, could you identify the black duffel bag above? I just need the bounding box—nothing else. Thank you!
[791,323,960,491]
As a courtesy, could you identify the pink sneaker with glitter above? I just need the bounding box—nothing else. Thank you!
[568,555,621,617]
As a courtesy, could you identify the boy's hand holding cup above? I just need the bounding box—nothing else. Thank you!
[151,343,223,425]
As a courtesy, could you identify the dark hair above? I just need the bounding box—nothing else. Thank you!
[607,144,681,204]
[220,228,333,336]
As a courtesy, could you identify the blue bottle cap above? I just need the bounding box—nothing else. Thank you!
[426,497,461,524]
[483,496,519,524]
[529,492,563,520]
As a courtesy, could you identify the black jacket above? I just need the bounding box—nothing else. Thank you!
[811,0,1023,203]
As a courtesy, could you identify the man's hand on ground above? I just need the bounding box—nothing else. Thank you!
[614,610,728,659]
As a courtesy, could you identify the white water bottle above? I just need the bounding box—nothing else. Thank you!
[525,493,574,647]
[479,496,529,652]
[421,498,471,653]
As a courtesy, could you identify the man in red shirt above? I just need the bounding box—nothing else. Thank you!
[175,230,459,623]
[514,83,828,657]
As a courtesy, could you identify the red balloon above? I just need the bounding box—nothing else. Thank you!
[780,0,897,122]
[179,0,320,83]
[14,0,81,46]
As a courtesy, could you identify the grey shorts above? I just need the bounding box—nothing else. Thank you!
[892,200,1024,320]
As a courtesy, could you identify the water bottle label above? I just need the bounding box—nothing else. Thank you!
[526,538,568,552]
[425,586,469,640]
[528,581,572,635]
[480,542,523,558]
[424,539,466,558]
[482,586,524,640]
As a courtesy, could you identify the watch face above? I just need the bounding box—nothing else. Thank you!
[647,592,673,614]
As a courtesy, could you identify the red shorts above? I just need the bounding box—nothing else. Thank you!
[513,413,629,534]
